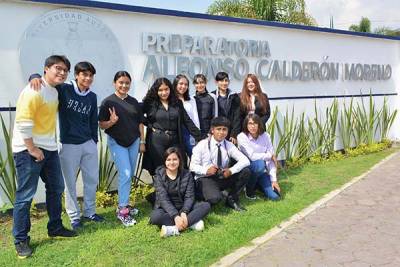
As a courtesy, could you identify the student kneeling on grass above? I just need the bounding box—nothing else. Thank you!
[150,147,211,237]
[190,116,251,212]
[237,114,281,200]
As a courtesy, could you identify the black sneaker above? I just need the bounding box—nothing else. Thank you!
[71,220,83,230]
[48,226,78,238]
[15,238,32,259]
[244,188,257,200]
[226,195,247,212]
[83,214,104,222]
[245,191,257,200]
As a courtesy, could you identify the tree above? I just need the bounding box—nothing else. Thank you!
[349,17,371,33]
[207,0,316,26]
[207,0,256,18]
[374,26,400,37]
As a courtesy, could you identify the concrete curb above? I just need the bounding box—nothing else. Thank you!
[211,151,399,267]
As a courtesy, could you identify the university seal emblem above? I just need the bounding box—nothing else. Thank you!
[19,9,125,98]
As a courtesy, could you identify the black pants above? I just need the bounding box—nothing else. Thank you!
[149,201,211,227]
[143,131,186,175]
[198,167,251,204]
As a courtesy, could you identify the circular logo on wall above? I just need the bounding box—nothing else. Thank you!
[19,8,125,98]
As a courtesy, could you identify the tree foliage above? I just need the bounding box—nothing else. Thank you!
[207,0,316,26]
[374,26,400,37]
[348,17,371,33]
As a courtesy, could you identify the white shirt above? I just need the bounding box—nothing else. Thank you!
[237,132,277,181]
[182,98,200,129]
[190,136,250,180]
[182,98,200,145]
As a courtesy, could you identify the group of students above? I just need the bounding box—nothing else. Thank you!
[11,54,280,258]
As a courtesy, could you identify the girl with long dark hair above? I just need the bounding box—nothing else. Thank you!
[173,74,200,157]
[150,147,211,237]
[142,77,201,175]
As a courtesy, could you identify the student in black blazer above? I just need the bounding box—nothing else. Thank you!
[142,78,201,176]
[239,73,271,126]
[193,74,218,137]
[211,72,241,144]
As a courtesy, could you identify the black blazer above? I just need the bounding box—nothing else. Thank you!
[211,89,241,138]
[240,92,271,127]
[153,166,195,218]
[142,100,202,143]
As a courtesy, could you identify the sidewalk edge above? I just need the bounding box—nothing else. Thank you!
[211,151,399,267]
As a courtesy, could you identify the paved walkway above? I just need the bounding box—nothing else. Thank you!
[233,152,400,267]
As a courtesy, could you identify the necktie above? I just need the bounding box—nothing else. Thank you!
[217,143,222,168]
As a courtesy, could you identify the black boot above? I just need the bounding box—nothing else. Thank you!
[225,195,246,212]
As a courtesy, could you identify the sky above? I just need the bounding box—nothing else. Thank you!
[93,0,400,31]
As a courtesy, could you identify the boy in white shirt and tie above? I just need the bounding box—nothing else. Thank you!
[190,117,251,211]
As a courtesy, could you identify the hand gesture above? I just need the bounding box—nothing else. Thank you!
[272,181,281,193]
[206,165,218,176]
[139,143,146,153]
[28,146,44,162]
[109,107,119,125]
[229,137,237,145]
[174,216,186,231]
[180,212,188,229]
[222,168,232,178]
[30,78,43,91]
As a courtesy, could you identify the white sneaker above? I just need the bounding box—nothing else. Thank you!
[190,220,204,231]
[160,225,180,238]
[116,207,136,227]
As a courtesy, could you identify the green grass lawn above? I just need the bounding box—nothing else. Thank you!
[0,148,397,267]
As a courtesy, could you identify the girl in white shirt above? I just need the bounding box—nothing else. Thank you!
[237,114,281,200]
[173,74,201,156]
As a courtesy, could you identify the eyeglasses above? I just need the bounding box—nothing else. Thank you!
[52,65,69,74]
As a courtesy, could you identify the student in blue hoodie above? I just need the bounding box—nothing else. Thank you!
[29,62,104,230]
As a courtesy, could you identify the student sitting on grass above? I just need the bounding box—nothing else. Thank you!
[150,147,211,237]
[237,114,281,200]
[190,116,251,212]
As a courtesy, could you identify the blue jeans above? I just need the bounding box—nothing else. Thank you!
[13,149,65,244]
[248,160,280,201]
[182,126,194,157]
[108,136,140,207]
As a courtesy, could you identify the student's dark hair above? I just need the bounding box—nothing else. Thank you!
[163,147,184,173]
[113,71,131,82]
[242,114,265,137]
[211,116,231,129]
[74,61,96,76]
[193,73,207,84]
[143,77,178,105]
[215,71,229,81]
[173,74,190,101]
[44,55,71,72]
